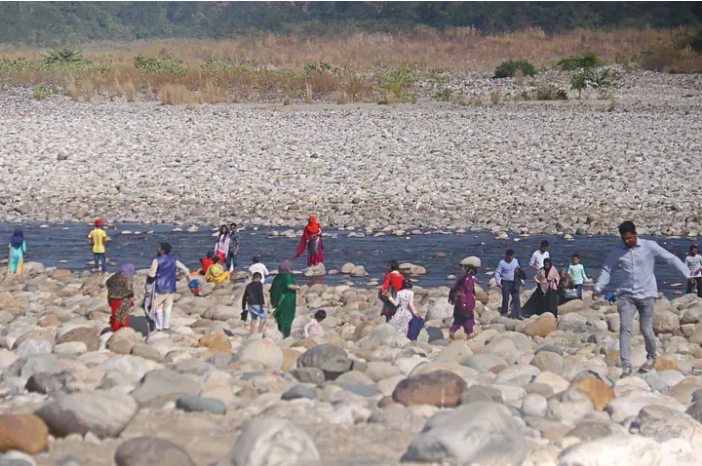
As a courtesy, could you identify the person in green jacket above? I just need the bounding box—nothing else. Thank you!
[270,260,299,338]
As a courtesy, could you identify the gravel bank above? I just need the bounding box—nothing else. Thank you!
[1,70,702,235]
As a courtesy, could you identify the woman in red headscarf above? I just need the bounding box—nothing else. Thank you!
[294,215,324,266]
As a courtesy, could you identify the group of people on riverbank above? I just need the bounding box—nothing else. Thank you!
[7,216,702,378]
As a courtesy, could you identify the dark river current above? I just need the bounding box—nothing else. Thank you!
[1,223,697,297]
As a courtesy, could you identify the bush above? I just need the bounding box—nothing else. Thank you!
[690,29,702,53]
[32,85,53,100]
[494,60,537,79]
[434,88,453,102]
[44,48,83,65]
[557,52,603,71]
[377,63,418,103]
[134,55,188,75]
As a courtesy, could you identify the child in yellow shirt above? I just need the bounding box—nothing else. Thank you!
[87,219,111,273]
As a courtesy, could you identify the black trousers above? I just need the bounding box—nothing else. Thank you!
[687,277,702,297]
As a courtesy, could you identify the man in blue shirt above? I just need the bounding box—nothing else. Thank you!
[495,249,524,320]
[593,221,693,377]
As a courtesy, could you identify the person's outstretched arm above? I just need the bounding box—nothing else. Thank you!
[651,243,692,280]
[594,249,619,296]
[495,261,504,287]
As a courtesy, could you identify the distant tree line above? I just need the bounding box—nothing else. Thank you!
[1,2,701,45]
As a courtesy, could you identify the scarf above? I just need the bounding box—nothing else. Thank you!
[305,215,320,236]
[120,263,135,278]
[10,228,23,250]
[278,260,293,273]
[536,266,560,294]
[217,233,231,254]
[106,270,134,325]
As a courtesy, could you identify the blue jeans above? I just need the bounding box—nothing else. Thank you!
[248,304,266,321]
[576,284,583,300]
[501,280,521,317]
[94,253,107,272]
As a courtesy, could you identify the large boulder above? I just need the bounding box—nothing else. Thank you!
[606,390,685,423]
[358,324,403,349]
[296,344,352,380]
[653,310,680,335]
[130,370,200,408]
[392,371,467,408]
[425,300,453,322]
[114,436,196,466]
[523,313,556,338]
[569,376,615,411]
[215,418,320,466]
[0,414,49,454]
[35,391,138,438]
[460,256,481,268]
[401,402,526,465]
[234,338,284,371]
[558,435,662,466]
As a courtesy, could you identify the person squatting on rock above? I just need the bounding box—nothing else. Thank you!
[106,264,135,332]
[304,310,326,338]
[495,249,525,320]
[593,221,694,377]
[87,219,111,273]
[147,242,190,331]
[205,255,230,284]
[448,264,480,339]
[295,215,324,266]
[685,244,702,297]
[242,272,267,336]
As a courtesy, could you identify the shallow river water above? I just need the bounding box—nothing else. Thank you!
[1,223,697,297]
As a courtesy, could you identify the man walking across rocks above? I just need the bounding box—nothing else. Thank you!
[147,242,190,331]
[593,221,693,377]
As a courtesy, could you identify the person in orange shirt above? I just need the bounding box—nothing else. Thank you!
[200,251,214,275]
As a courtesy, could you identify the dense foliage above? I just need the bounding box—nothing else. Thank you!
[1,2,701,45]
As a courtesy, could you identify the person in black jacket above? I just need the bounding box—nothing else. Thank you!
[242,272,266,336]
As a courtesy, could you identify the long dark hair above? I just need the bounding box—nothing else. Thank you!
[218,224,229,242]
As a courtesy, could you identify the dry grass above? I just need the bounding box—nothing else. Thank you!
[0,27,685,71]
[490,91,501,105]
[0,27,693,104]
[639,47,702,73]
[458,95,483,106]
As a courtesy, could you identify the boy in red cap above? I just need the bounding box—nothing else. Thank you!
[87,219,111,273]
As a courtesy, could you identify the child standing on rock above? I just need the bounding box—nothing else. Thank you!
[242,272,267,336]
[567,254,591,299]
[87,219,111,273]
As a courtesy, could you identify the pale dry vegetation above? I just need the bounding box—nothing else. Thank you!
[0,27,695,104]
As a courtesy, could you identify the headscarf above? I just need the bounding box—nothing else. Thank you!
[278,260,293,274]
[305,216,320,236]
[10,228,23,250]
[120,263,135,278]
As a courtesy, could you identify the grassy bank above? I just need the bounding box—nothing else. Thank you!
[1,27,699,105]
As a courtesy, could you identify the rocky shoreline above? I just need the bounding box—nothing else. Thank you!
[1,69,702,236]
[0,262,701,465]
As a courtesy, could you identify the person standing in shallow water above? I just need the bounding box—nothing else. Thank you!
[87,219,111,273]
[270,260,299,338]
[7,228,26,275]
[593,221,694,377]
[495,249,524,320]
[294,215,323,266]
[529,240,550,272]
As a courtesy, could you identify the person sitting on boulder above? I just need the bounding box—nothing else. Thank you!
[205,255,230,284]
[200,251,214,276]
[304,310,326,338]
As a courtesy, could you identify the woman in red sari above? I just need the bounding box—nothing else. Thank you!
[294,215,324,266]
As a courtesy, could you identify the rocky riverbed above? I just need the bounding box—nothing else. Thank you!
[0,262,702,465]
[1,69,702,235]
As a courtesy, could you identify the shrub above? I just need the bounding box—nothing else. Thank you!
[494,60,536,79]
[44,48,83,65]
[490,90,501,105]
[377,63,418,103]
[434,88,453,102]
[557,52,603,71]
[692,30,702,53]
[32,85,53,100]
[571,72,587,98]
[160,84,196,105]
[134,55,188,76]
[535,84,568,101]
[457,95,482,106]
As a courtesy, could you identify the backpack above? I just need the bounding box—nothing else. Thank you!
[457,275,476,317]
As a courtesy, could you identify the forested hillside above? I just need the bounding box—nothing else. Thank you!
[1,1,701,45]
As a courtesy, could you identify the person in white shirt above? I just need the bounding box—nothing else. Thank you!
[529,241,550,271]
[686,245,702,297]
[248,256,271,284]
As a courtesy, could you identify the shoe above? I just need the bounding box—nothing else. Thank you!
[621,367,632,378]
[640,358,656,373]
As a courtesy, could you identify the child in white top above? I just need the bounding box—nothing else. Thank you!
[304,310,326,338]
